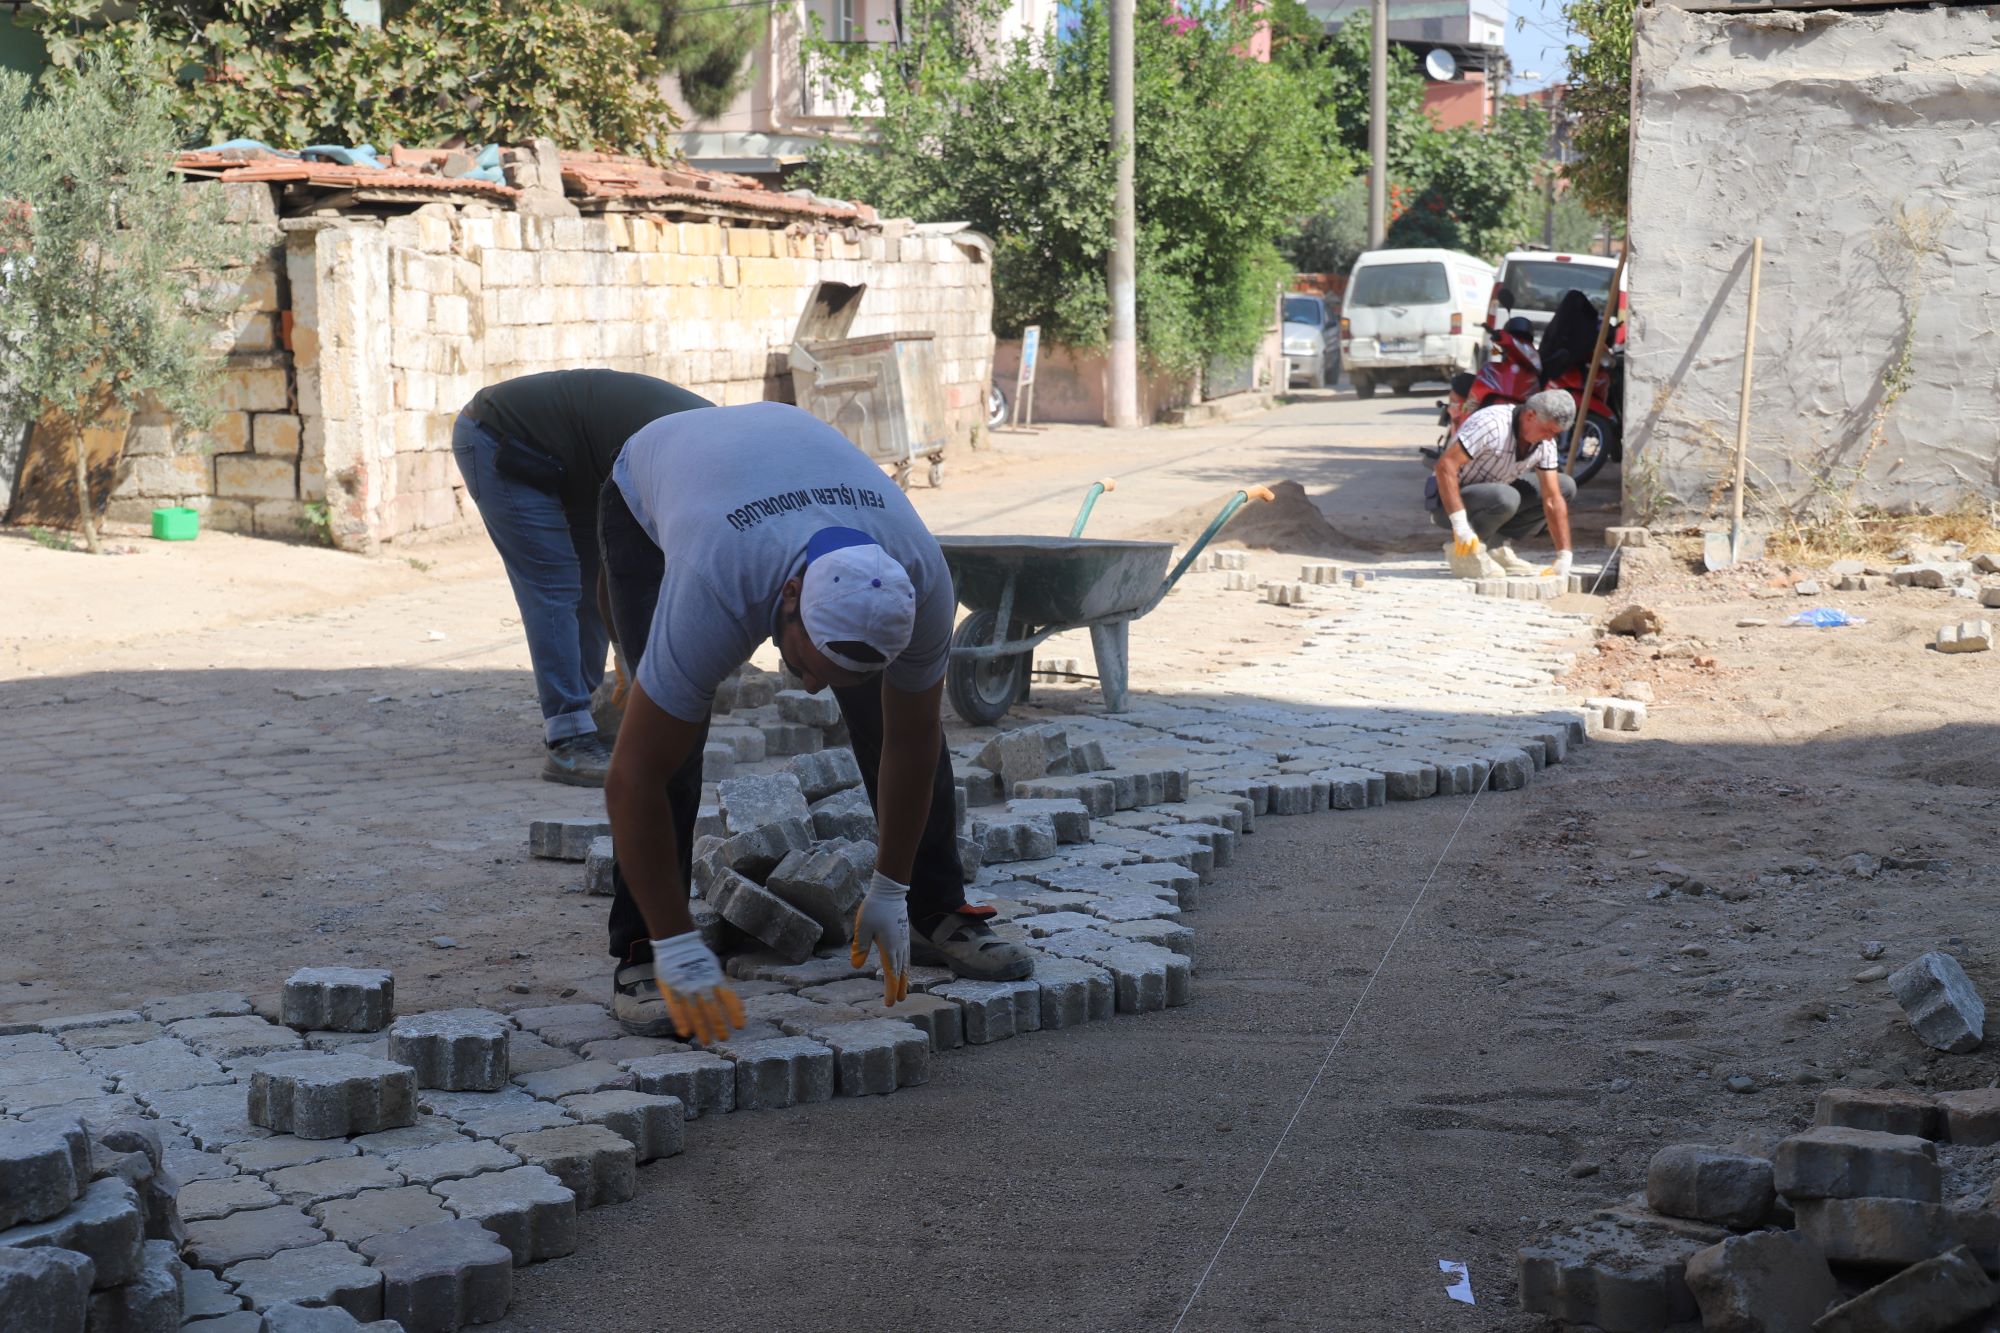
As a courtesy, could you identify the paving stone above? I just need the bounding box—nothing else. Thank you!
[1586,696,1648,732]
[279,972,394,1035]
[973,725,1073,792]
[1792,1197,2000,1270]
[1004,798,1092,844]
[264,1156,407,1209]
[578,1036,687,1064]
[1517,1218,1703,1332]
[717,818,817,881]
[0,1174,143,1290]
[972,814,1059,864]
[1936,616,1984,652]
[1775,1126,1940,1202]
[809,787,879,841]
[1815,1087,1942,1139]
[527,818,609,861]
[801,1020,930,1096]
[845,995,965,1051]
[0,1116,87,1229]
[1100,917,1195,957]
[82,1038,231,1098]
[1644,1145,1775,1230]
[165,1018,305,1065]
[1094,768,1186,810]
[1936,1089,2000,1147]
[373,1139,518,1187]
[41,1013,143,1035]
[417,1089,574,1140]
[1684,1229,1837,1333]
[619,1051,735,1118]
[249,1055,416,1140]
[138,992,251,1027]
[714,1036,835,1110]
[162,1139,237,1184]
[310,1187,452,1246]
[1028,958,1116,1029]
[709,725,767,765]
[581,836,616,897]
[182,1264,242,1319]
[183,1203,324,1271]
[953,762,1003,807]
[1889,952,1986,1053]
[358,1219,511,1333]
[179,1176,281,1222]
[701,740,737,781]
[225,1137,357,1175]
[718,773,813,835]
[224,1241,381,1320]
[259,1301,403,1331]
[1012,777,1116,818]
[0,1244,92,1331]
[503,1033,583,1077]
[430,1167,577,1266]
[556,1091,685,1163]
[345,1118,464,1158]
[932,980,1041,1043]
[789,747,863,802]
[764,843,871,945]
[389,1010,511,1092]
[58,1021,164,1051]
[723,952,871,986]
[706,870,821,963]
[509,1058,635,1104]
[1817,1244,1997,1332]
[497,1125,636,1208]
[1263,775,1327,816]
[84,1238,182,1333]
[775,688,842,729]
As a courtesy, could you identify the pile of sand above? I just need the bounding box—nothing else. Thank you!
[1126,479,1356,556]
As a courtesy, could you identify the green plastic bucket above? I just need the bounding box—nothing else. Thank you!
[151,507,200,541]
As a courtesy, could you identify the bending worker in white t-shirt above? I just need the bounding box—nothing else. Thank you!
[597,401,1033,1040]
[1431,389,1578,581]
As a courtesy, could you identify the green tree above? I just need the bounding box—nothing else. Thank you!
[24,0,682,159]
[805,0,1351,372]
[1386,98,1548,256]
[586,0,767,123]
[1559,0,1630,217]
[0,45,256,551]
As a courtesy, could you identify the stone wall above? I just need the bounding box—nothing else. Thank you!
[108,188,996,550]
[1624,4,2000,523]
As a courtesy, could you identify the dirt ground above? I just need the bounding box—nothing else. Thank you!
[6,391,1998,1327]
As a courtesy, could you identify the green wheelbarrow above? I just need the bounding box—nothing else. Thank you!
[940,480,1274,725]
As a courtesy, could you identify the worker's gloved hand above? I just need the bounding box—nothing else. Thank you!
[851,871,911,1005]
[1543,549,1574,579]
[1447,510,1482,557]
[650,931,746,1044]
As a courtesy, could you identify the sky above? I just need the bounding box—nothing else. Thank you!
[1502,0,1577,94]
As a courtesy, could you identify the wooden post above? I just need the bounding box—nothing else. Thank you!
[1563,246,1629,476]
[1729,237,1765,562]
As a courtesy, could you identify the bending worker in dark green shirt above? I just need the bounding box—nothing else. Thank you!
[453,370,711,787]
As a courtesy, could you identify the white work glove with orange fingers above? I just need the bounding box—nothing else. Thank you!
[1447,510,1482,557]
[851,871,911,1005]
[1542,549,1574,579]
[650,931,745,1044]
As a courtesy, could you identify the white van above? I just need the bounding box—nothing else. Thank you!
[1339,248,1495,398]
[1488,249,1621,342]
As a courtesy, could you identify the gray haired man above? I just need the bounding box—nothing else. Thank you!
[1430,389,1577,579]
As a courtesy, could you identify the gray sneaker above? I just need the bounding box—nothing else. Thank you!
[911,913,1035,981]
[611,961,677,1037]
[542,733,611,788]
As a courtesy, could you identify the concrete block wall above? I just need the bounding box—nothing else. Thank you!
[111,189,996,551]
[1625,4,2000,524]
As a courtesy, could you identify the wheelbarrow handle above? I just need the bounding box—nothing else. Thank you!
[1156,485,1274,599]
[1069,477,1118,538]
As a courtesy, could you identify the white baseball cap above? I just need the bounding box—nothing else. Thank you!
[800,527,917,675]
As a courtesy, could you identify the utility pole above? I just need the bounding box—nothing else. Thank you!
[1106,0,1141,428]
[1367,0,1387,247]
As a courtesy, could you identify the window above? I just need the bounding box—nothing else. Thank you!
[836,0,857,41]
[1282,296,1326,327]
[1500,260,1616,313]
[1344,262,1450,308]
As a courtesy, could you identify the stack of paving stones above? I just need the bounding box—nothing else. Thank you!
[1518,1085,2000,1331]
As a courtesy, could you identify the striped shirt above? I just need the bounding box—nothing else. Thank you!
[1453,405,1557,485]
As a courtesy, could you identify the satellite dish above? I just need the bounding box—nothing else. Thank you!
[1424,48,1458,81]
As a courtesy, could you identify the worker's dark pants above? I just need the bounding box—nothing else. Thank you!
[1431,473,1577,544]
[597,482,967,966]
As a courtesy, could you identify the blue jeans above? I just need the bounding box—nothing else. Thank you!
[452,414,606,743]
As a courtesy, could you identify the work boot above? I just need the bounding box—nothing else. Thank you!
[1442,541,1504,581]
[611,959,677,1038]
[542,732,611,788]
[1492,543,1539,576]
[911,912,1035,981]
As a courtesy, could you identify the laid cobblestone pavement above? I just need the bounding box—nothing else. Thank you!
[1,543,1599,1328]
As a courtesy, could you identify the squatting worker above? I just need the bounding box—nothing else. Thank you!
[1430,388,1578,580]
[599,401,1034,1039]
[453,371,712,788]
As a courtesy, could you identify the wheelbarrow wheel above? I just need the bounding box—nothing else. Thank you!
[947,609,1028,726]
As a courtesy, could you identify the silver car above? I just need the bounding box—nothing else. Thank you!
[1282,294,1339,389]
